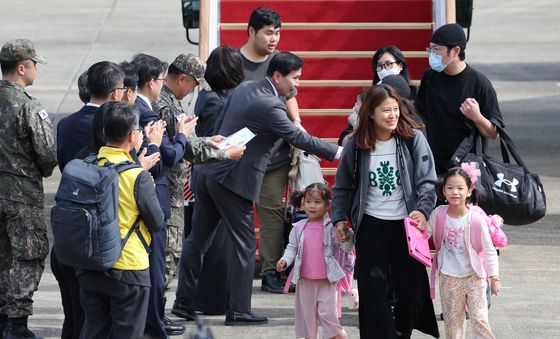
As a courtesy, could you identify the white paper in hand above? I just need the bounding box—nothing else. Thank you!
[217,127,256,150]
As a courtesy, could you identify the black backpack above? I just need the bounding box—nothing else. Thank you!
[51,155,149,271]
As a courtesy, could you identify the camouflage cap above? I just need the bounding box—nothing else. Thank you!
[171,53,209,90]
[0,39,47,64]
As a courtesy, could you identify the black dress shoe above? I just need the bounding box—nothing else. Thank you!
[224,311,268,326]
[261,273,284,294]
[171,304,197,321]
[8,322,44,338]
[163,316,185,336]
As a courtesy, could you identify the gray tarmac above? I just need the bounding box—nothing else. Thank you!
[1,0,559,338]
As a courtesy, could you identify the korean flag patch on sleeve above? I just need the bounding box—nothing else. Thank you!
[38,109,49,120]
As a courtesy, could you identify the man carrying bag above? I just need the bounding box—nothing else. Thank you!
[416,23,505,175]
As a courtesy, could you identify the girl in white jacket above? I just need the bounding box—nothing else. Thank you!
[277,183,353,339]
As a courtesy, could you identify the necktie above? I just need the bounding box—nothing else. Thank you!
[183,162,195,204]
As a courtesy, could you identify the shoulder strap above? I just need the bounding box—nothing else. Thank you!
[468,206,485,253]
[353,142,361,189]
[116,161,149,254]
[84,154,101,163]
[434,205,447,251]
[120,217,151,254]
[283,219,307,294]
[114,160,140,173]
[404,136,414,155]
[430,205,447,300]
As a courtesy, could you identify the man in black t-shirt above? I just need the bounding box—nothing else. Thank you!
[416,23,505,174]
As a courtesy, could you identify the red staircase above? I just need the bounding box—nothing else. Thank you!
[219,0,432,186]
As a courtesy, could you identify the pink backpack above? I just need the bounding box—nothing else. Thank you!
[429,205,506,299]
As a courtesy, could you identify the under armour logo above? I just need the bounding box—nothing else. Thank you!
[494,173,519,192]
[72,188,79,196]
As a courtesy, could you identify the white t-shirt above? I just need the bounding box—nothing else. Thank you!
[440,212,475,277]
[364,138,407,220]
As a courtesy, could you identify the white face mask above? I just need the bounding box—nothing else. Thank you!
[377,67,402,81]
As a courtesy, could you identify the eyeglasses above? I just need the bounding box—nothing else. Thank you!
[376,61,399,72]
[426,46,448,56]
[113,87,127,92]
[154,78,166,83]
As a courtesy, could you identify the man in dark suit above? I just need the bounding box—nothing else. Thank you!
[131,53,193,339]
[174,52,341,325]
[56,62,125,171]
[54,61,125,339]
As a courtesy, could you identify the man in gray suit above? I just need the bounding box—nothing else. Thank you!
[173,52,340,326]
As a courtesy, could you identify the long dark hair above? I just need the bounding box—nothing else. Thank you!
[435,167,480,205]
[353,85,420,150]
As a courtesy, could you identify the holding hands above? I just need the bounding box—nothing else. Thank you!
[276,259,287,272]
[409,210,427,230]
[335,222,351,243]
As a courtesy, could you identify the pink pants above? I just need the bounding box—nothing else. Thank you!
[336,270,353,318]
[295,279,346,339]
[439,273,495,339]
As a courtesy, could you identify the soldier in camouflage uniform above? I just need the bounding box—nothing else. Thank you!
[0,39,57,339]
[152,54,231,291]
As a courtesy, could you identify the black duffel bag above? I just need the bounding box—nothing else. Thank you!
[449,127,546,225]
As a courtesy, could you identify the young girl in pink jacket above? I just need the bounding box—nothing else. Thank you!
[422,165,501,339]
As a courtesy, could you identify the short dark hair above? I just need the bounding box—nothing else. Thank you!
[100,101,140,144]
[446,46,466,61]
[371,45,411,85]
[119,61,139,89]
[77,71,91,103]
[131,53,167,89]
[86,61,125,99]
[205,46,244,91]
[0,59,21,76]
[266,52,304,77]
[247,7,281,35]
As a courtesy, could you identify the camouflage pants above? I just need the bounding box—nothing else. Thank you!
[0,202,49,317]
[164,206,184,290]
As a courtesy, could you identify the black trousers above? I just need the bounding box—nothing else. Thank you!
[355,215,438,339]
[78,271,149,339]
[175,174,254,313]
[51,250,83,339]
[176,204,231,315]
[144,227,167,337]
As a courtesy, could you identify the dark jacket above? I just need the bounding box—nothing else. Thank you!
[331,130,437,234]
[135,97,188,218]
[56,104,98,172]
[195,89,229,137]
[205,79,338,202]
